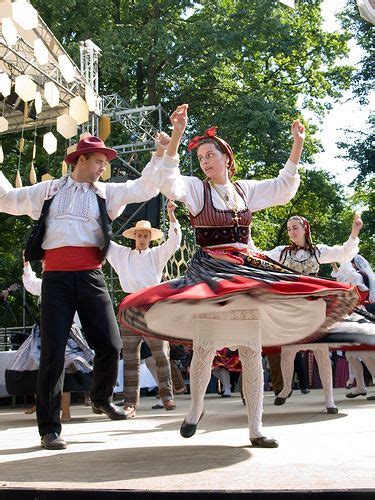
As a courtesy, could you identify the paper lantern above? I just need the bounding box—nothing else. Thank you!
[101,161,111,181]
[15,75,36,102]
[34,91,43,115]
[15,170,23,187]
[44,81,60,108]
[58,54,75,83]
[2,18,18,46]
[34,39,48,65]
[98,115,111,141]
[12,0,39,30]
[85,84,97,112]
[0,73,12,97]
[69,96,89,125]
[32,143,36,159]
[0,117,9,133]
[0,144,4,164]
[19,137,25,153]
[41,173,54,181]
[43,132,57,155]
[56,113,77,139]
[29,162,37,184]
[61,160,68,176]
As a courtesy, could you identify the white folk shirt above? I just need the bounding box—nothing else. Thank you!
[106,222,182,293]
[0,157,160,250]
[264,237,359,275]
[156,153,300,251]
[22,265,81,326]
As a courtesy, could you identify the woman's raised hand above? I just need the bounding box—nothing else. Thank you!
[351,212,363,238]
[291,119,305,142]
[170,104,188,137]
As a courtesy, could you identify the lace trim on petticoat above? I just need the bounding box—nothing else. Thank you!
[194,309,260,321]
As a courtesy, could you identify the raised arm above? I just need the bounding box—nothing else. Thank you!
[237,120,305,212]
[317,214,363,264]
[154,201,182,264]
[0,172,50,219]
[22,261,42,297]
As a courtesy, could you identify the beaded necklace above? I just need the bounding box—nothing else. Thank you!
[209,179,241,225]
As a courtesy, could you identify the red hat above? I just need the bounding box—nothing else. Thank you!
[64,135,117,165]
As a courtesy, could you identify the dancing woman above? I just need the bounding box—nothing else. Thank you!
[263,214,362,413]
[119,104,358,448]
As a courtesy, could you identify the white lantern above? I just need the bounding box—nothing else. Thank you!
[85,85,97,112]
[0,144,4,164]
[56,113,77,139]
[0,117,9,133]
[29,162,37,184]
[12,0,39,30]
[58,54,75,83]
[61,160,68,176]
[15,170,23,188]
[34,91,43,115]
[44,82,60,108]
[2,18,18,46]
[0,73,12,97]
[34,39,49,65]
[15,75,37,102]
[279,0,295,7]
[69,96,89,125]
[43,132,57,155]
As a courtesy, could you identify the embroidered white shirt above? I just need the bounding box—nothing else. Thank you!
[106,222,182,293]
[0,157,160,250]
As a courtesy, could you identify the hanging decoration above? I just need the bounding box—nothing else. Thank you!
[0,73,12,97]
[15,169,22,187]
[85,84,97,112]
[61,160,68,176]
[29,162,37,184]
[101,161,111,181]
[44,81,60,108]
[58,54,75,83]
[98,115,111,141]
[57,113,78,139]
[15,75,37,102]
[0,117,9,133]
[69,96,89,125]
[43,131,57,155]
[34,91,43,115]
[11,0,39,30]
[2,18,18,46]
[34,39,49,65]
[0,144,4,164]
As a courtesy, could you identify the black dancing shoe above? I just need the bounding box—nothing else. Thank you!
[92,402,129,420]
[41,432,67,450]
[346,392,367,399]
[251,437,279,448]
[301,388,310,394]
[180,412,205,438]
[274,391,292,406]
[326,407,338,414]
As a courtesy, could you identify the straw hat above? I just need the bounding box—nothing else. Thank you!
[122,220,164,241]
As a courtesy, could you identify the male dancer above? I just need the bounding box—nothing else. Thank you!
[0,135,159,449]
[107,200,181,417]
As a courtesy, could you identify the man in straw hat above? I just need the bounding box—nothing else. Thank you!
[0,134,161,449]
[106,200,182,417]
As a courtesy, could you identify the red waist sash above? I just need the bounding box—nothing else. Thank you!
[43,246,102,271]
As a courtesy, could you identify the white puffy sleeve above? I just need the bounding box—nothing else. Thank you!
[237,160,300,212]
[154,153,204,216]
[22,265,42,297]
[0,172,51,220]
[316,237,359,265]
[153,222,182,267]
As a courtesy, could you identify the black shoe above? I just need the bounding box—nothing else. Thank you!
[251,437,279,448]
[367,395,375,401]
[92,402,129,420]
[221,393,231,398]
[301,388,310,394]
[346,392,367,399]
[274,391,292,406]
[41,432,67,450]
[326,407,338,414]
[180,412,204,438]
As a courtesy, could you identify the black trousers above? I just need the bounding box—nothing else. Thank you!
[36,269,122,436]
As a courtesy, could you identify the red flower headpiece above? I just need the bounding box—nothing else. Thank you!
[188,126,235,176]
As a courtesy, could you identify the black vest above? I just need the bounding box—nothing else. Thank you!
[24,193,112,262]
